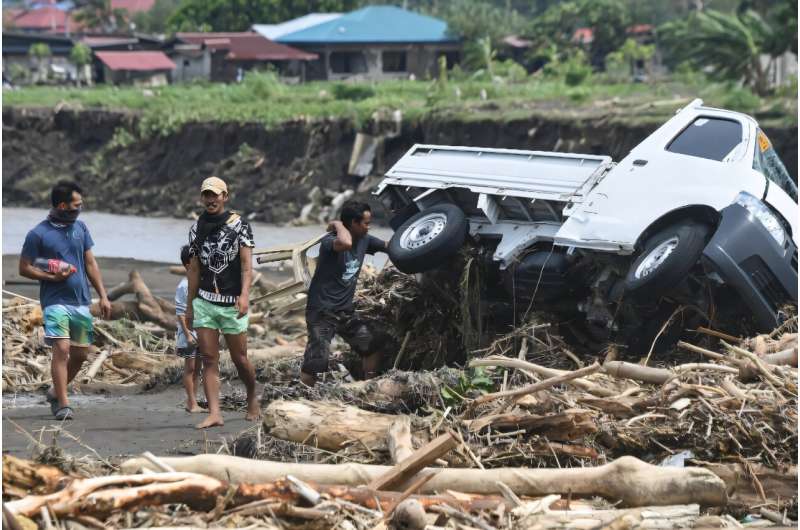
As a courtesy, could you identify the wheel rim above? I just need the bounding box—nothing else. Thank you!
[399,212,447,250]
[634,236,680,280]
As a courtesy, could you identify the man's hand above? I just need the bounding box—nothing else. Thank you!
[187,333,197,346]
[236,296,249,319]
[99,296,112,320]
[327,220,343,233]
[51,268,73,282]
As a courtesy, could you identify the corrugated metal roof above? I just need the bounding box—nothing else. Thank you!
[95,51,175,71]
[252,13,342,40]
[176,32,316,61]
[276,5,458,44]
[81,36,139,47]
[10,6,77,31]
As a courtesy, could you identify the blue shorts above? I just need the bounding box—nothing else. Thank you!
[43,304,94,347]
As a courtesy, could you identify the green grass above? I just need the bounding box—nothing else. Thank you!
[4,71,795,137]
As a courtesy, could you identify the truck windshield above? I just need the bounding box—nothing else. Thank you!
[753,129,797,202]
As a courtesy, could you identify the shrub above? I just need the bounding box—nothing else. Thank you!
[332,83,376,101]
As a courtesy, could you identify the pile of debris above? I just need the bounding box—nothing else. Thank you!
[3,256,797,529]
[1,296,182,393]
[4,312,796,528]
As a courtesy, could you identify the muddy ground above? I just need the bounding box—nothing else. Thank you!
[2,385,257,460]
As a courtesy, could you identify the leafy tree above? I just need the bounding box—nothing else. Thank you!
[659,7,794,95]
[28,43,51,83]
[70,42,92,86]
[73,0,128,32]
[527,0,631,70]
[131,0,181,34]
[605,37,654,80]
[167,0,358,32]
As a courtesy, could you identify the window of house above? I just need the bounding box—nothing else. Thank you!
[329,51,367,74]
[382,51,407,72]
[666,117,743,162]
[183,59,190,67]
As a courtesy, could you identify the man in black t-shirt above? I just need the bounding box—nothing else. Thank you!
[300,200,387,386]
[185,176,259,429]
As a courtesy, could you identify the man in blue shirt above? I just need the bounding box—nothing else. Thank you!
[19,181,111,420]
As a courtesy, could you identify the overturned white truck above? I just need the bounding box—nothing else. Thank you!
[376,99,798,351]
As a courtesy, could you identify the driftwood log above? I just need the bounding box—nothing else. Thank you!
[463,409,597,441]
[515,502,703,530]
[91,270,176,330]
[263,399,422,452]
[121,454,728,507]
[2,455,65,499]
[5,473,505,519]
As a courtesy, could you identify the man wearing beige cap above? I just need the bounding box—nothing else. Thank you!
[185,176,259,429]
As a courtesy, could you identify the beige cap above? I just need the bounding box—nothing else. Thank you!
[200,176,227,195]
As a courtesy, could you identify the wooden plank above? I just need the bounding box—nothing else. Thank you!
[367,431,457,492]
[250,280,305,305]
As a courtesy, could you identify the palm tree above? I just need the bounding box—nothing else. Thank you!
[659,8,789,95]
[70,43,92,86]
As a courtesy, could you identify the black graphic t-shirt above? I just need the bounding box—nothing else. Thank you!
[188,214,255,305]
[307,233,385,312]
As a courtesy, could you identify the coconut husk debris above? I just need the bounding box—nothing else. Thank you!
[3,268,797,529]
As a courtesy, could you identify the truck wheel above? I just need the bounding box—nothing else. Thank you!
[624,221,711,300]
[388,203,467,273]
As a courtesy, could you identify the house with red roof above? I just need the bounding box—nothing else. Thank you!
[95,50,174,85]
[172,32,317,83]
[5,6,80,34]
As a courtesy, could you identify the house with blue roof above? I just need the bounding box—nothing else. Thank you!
[265,5,460,81]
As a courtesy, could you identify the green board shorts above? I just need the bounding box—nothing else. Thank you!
[43,304,94,347]
[192,297,248,335]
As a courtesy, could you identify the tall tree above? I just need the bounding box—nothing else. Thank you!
[28,42,52,83]
[131,0,181,34]
[527,0,631,69]
[69,42,92,86]
[659,6,794,95]
[166,0,358,32]
[73,0,128,32]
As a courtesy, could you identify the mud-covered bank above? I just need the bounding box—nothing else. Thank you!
[3,106,797,223]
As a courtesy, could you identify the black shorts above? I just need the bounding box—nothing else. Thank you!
[302,307,374,375]
[177,346,199,359]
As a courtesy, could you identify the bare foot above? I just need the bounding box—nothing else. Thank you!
[245,399,261,421]
[195,414,224,429]
[185,404,204,413]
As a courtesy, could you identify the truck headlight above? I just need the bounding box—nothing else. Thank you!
[735,192,786,246]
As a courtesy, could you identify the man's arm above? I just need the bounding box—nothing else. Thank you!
[186,256,201,330]
[367,235,388,255]
[328,221,353,252]
[236,246,253,318]
[85,249,111,319]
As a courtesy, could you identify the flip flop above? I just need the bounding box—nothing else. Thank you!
[53,406,74,421]
[46,391,59,415]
